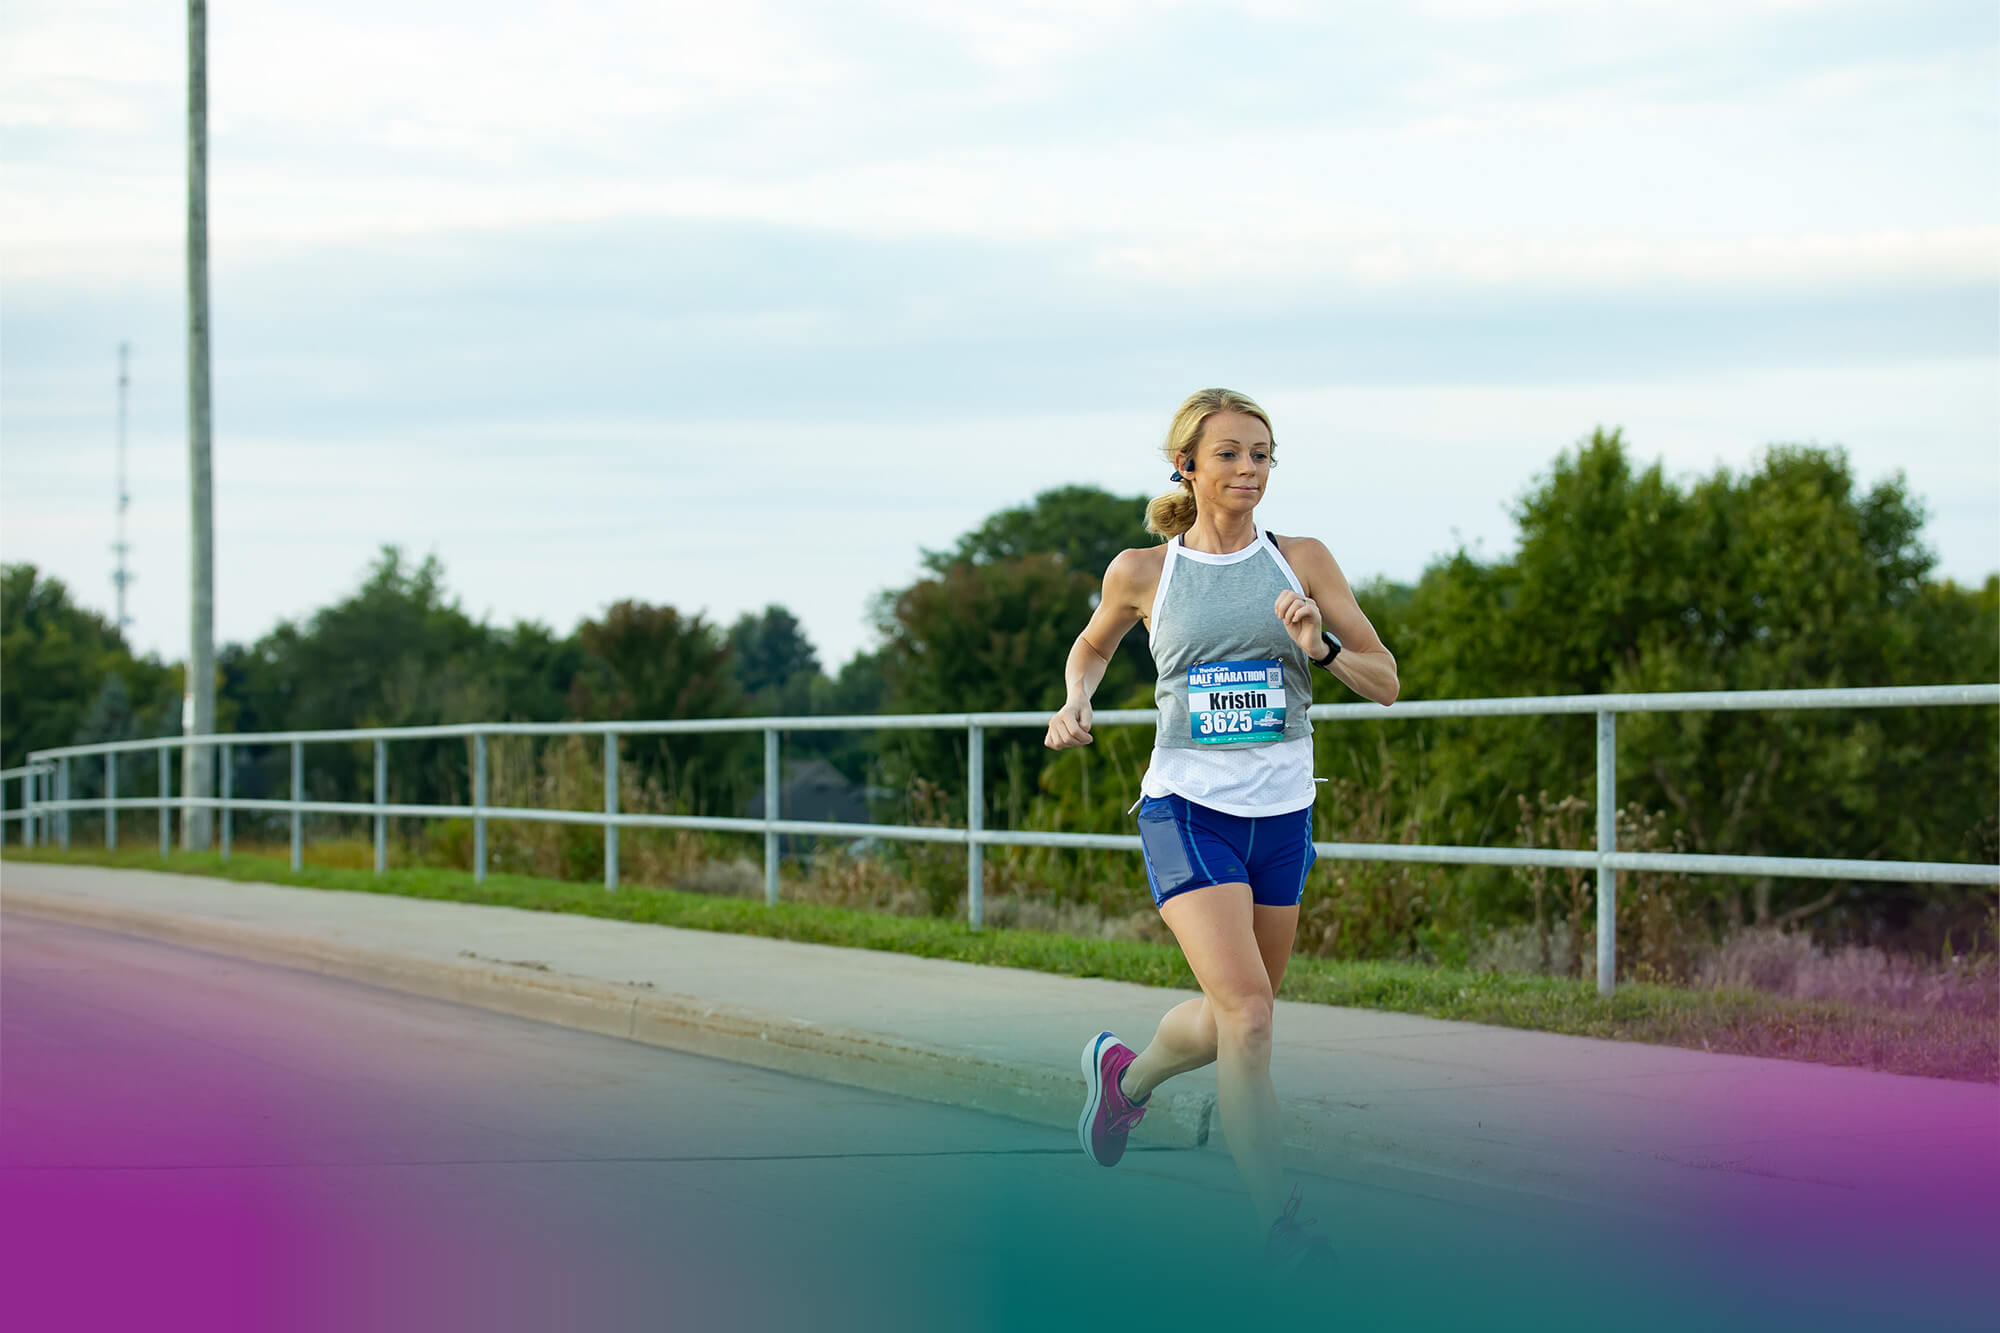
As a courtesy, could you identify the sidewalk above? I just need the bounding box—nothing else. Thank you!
[5,859,1994,1224]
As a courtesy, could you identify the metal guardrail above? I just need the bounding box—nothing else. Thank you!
[7,683,1997,996]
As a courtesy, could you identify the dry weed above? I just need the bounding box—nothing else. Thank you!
[1508,795,1702,981]
[1699,927,1998,1019]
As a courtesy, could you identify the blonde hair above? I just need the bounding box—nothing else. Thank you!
[1143,387,1278,538]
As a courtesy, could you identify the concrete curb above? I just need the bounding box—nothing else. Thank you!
[2,889,1219,1156]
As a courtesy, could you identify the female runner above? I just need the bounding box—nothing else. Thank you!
[1044,387,1398,1264]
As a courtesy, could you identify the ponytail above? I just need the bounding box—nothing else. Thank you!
[1144,488,1198,538]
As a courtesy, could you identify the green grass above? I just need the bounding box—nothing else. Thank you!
[8,844,1993,1084]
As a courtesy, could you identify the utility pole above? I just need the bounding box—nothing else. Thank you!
[183,0,215,850]
[113,342,134,638]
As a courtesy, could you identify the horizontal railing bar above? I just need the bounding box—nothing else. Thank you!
[1312,842,1602,870]
[56,797,977,844]
[1309,684,2000,720]
[972,829,1142,852]
[161,797,480,819]
[1311,843,2000,883]
[23,683,1999,763]
[21,795,1996,885]
[1602,850,2000,886]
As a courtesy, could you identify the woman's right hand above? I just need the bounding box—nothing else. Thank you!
[1044,699,1094,749]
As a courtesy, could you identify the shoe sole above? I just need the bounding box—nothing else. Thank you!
[1078,1030,1116,1166]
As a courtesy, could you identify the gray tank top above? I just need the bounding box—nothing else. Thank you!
[1150,530,1315,752]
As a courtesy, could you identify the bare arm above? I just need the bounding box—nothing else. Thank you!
[1274,537,1399,707]
[1045,550,1149,749]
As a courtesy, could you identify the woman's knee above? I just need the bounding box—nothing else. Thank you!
[1209,989,1274,1047]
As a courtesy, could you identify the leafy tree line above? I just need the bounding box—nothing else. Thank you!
[2,565,183,787]
[5,435,1993,949]
[2,551,877,817]
[1374,433,1996,945]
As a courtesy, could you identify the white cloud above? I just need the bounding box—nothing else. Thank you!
[1089,225,2000,290]
[210,1,852,144]
[866,0,1177,69]
[0,6,177,132]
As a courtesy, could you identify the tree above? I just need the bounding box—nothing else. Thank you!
[800,649,888,785]
[1392,431,1996,941]
[221,548,496,810]
[728,605,821,715]
[920,484,1151,579]
[487,621,589,723]
[2,565,178,772]
[877,554,1139,826]
[876,486,1162,822]
[573,600,748,811]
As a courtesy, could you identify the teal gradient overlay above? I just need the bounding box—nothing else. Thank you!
[6,912,1992,1332]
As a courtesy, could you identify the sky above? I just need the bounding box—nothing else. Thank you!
[3,0,1995,672]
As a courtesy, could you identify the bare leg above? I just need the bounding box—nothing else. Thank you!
[1120,997,1215,1103]
[1156,884,1290,1227]
[1122,902,1299,1106]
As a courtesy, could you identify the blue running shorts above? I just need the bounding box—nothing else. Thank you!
[1134,793,1317,909]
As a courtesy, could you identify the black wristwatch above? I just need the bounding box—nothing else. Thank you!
[1312,630,1342,669]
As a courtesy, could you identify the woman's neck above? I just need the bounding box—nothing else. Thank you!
[1180,510,1259,555]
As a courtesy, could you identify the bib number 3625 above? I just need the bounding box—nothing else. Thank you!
[1187,659,1286,746]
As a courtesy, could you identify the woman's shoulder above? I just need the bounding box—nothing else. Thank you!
[1101,544,1168,610]
[1272,528,1336,572]
[1270,532,1334,566]
[1105,543,1169,581]
[1269,533,1343,594]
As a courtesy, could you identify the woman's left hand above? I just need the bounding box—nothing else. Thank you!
[1273,590,1324,658]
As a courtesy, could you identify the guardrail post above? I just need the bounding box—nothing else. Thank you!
[58,756,70,849]
[967,723,984,930]
[31,765,43,847]
[374,740,387,874]
[604,731,619,891]
[764,727,780,906]
[106,752,118,850]
[473,733,487,884]
[1596,709,1618,997]
[290,740,304,872]
[158,748,170,857]
[220,742,232,862]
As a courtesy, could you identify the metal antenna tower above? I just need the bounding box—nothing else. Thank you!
[113,342,135,637]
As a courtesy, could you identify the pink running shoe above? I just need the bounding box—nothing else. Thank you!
[1078,1031,1148,1167]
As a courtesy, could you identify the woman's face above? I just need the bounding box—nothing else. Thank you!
[1181,410,1272,517]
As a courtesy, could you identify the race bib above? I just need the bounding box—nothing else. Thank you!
[1188,659,1286,745]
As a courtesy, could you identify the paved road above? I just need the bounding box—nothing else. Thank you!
[0,916,1980,1332]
